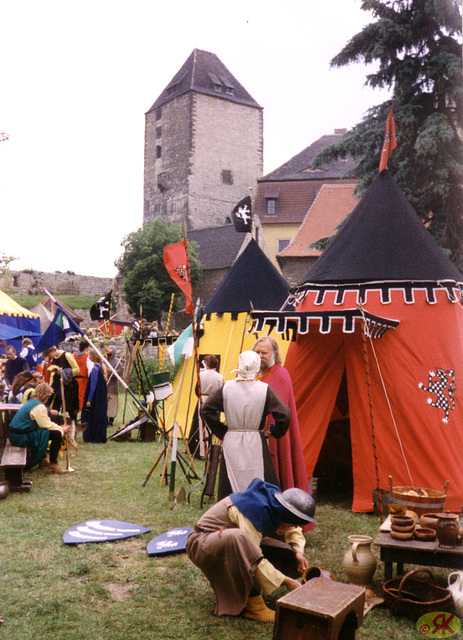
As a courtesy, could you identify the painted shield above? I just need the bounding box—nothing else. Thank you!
[146,527,193,556]
[63,520,151,544]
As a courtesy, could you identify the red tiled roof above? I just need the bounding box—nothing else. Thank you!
[278,184,358,258]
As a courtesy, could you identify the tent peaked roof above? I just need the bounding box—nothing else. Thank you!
[300,171,463,287]
[0,290,39,318]
[203,239,290,314]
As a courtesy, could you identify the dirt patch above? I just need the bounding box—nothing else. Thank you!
[106,582,133,601]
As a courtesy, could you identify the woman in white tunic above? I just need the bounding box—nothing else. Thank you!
[201,351,290,499]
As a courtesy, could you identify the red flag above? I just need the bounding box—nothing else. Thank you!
[164,239,194,315]
[379,107,397,173]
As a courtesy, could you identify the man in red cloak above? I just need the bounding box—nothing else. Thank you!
[253,337,310,494]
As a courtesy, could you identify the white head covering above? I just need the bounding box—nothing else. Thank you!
[233,350,261,381]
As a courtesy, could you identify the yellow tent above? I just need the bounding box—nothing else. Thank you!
[162,239,291,438]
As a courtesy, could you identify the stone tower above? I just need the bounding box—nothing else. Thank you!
[143,49,263,230]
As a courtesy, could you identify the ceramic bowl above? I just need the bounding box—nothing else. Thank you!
[391,523,415,533]
[414,527,436,542]
[390,529,414,541]
[391,515,414,528]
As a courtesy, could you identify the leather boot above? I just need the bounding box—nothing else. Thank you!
[39,458,50,469]
[241,595,275,623]
[48,463,69,475]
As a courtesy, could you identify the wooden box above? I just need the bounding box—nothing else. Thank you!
[273,578,365,640]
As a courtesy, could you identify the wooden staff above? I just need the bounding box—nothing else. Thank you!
[59,377,74,473]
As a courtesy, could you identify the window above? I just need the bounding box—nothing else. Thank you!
[156,126,162,139]
[266,198,277,215]
[278,239,290,253]
[221,170,233,185]
[155,108,162,121]
[156,145,161,159]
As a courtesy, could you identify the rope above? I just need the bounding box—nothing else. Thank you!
[359,312,384,522]
[365,319,414,487]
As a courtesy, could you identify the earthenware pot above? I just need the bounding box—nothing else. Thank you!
[436,513,459,549]
[343,535,377,585]
[419,513,439,531]
[302,566,335,583]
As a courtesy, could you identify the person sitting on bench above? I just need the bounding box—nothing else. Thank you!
[8,382,71,475]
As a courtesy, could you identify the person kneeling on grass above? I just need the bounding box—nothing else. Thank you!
[186,478,316,623]
[8,382,71,475]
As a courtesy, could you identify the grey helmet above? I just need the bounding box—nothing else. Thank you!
[275,488,317,523]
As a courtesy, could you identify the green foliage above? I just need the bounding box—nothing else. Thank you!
[115,219,203,321]
[9,294,100,310]
[0,252,18,277]
[313,0,463,269]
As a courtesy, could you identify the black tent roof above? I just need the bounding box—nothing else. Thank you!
[203,239,290,314]
[300,171,463,287]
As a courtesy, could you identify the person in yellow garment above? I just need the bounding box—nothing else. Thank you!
[186,478,316,623]
[8,382,71,474]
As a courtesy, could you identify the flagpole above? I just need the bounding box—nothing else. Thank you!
[43,288,160,431]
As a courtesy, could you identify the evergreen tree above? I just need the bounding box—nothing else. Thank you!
[115,219,203,321]
[314,0,463,269]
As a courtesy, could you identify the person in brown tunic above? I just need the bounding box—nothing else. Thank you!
[186,478,316,623]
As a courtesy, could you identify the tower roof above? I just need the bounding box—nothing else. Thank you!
[147,49,262,113]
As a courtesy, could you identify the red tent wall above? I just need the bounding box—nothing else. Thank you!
[285,287,463,512]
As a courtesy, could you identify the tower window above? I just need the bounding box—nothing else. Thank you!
[155,108,162,121]
[221,170,233,185]
[156,145,162,159]
[156,126,162,139]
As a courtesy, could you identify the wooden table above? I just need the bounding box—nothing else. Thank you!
[0,404,20,448]
[374,531,463,580]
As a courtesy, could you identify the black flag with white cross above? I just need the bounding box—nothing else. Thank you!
[231,196,252,232]
[90,291,113,321]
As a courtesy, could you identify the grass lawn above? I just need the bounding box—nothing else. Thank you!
[1,424,458,640]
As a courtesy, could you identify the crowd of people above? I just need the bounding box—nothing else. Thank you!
[0,338,123,474]
[1,332,314,624]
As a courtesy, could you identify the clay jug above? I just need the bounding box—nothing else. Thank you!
[448,571,463,617]
[436,513,459,549]
[343,535,377,585]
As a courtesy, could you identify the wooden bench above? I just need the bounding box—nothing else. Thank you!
[0,439,32,492]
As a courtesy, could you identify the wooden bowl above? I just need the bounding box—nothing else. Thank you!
[414,527,436,542]
[390,529,414,541]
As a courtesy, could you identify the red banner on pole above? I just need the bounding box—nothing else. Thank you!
[379,107,397,173]
[164,239,194,315]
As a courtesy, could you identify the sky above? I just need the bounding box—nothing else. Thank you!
[0,0,390,278]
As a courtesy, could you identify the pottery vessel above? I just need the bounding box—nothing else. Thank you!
[419,513,439,531]
[436,512,459,549]
[448,571,463,617]
[0,481,9,500]
[302,566,335,582]
[343,535,377,585]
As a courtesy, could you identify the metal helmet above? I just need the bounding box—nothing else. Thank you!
[275,488,317,523]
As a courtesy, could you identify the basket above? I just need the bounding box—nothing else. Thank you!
[388,476,448,517]
[383,568,454,620]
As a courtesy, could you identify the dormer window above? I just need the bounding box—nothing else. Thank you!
[208,72,223,92]
[265,188,279,215]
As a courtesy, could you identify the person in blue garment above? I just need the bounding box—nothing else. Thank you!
[81,349,108,443]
